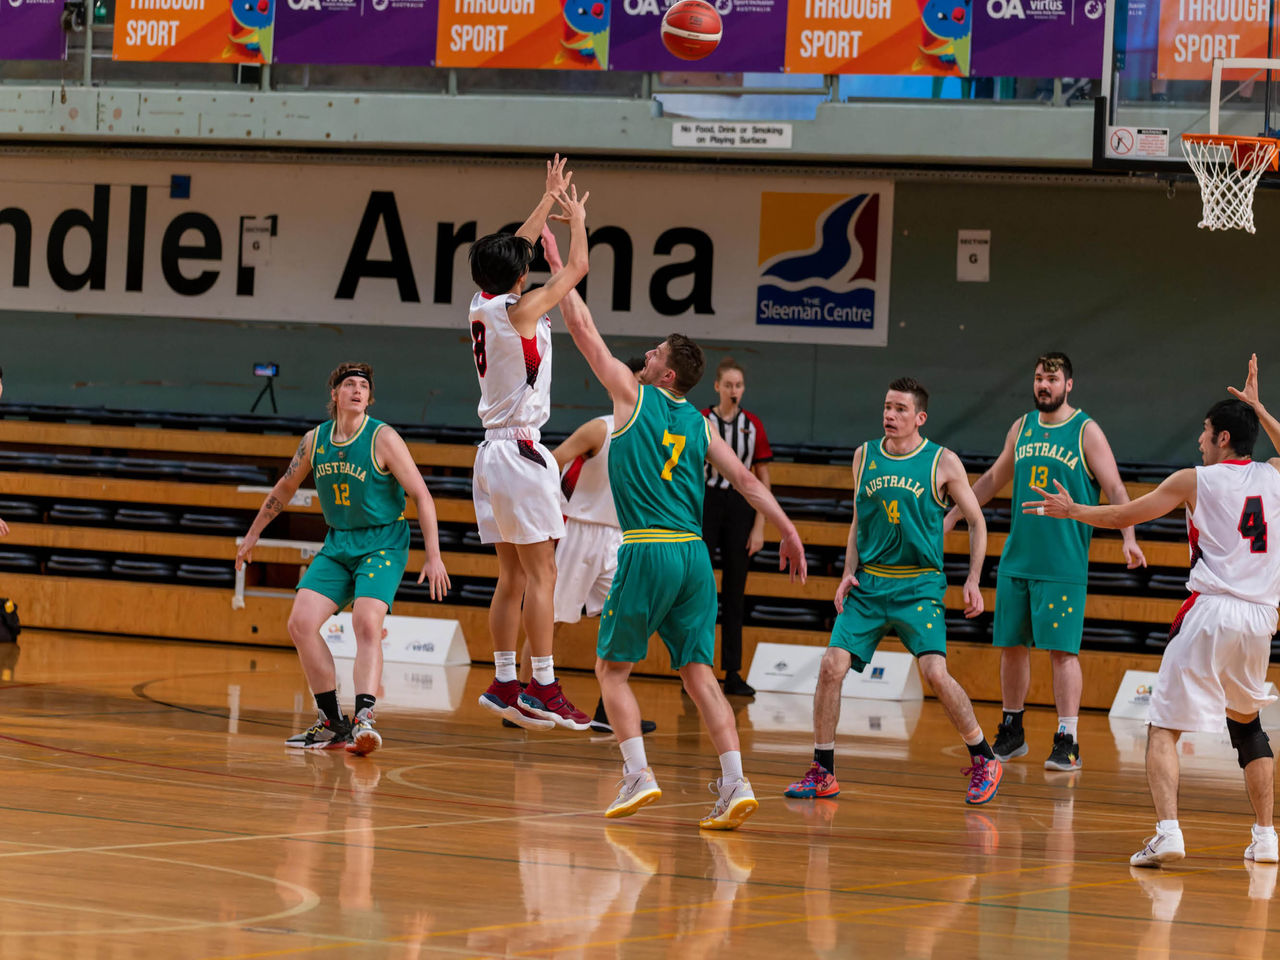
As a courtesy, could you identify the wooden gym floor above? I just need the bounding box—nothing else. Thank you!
[1,630,1276,959]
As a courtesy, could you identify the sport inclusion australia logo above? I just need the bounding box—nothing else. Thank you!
[756,191,881,330]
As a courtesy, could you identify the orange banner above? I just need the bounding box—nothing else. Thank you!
[1157,0,1269,79]
[113,0,273,64]
[435,0,607,69]
[784,0,968,76]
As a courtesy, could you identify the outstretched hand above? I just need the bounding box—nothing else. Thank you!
[417,556,452,601]
[545,153,572,196]
[1022,480,1075,519]
[778,531,808,584]
[548,184,590,225]
[1228,352,1262,411]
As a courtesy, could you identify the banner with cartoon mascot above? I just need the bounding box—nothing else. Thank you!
[113,0,277,63]
[784,0,972,75]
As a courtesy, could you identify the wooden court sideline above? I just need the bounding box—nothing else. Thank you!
[0,630,1275,959]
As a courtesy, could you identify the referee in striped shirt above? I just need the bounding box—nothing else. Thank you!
[702,357,773,698]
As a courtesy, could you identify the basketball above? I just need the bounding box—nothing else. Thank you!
[660,0,723,61]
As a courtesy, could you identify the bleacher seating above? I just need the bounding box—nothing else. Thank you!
[0,401,1244,707]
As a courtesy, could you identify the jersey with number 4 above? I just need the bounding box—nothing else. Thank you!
[609,385,712,536]
[853,437,949,574]
[1186,459,1280,606]
[468,291,552,430]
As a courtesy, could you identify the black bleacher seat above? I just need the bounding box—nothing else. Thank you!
[1146,630,1170,650]
[113,507,178,530]
[1080,626,1144,650]
[773,495,841,519]
[1146,573,1188,596]
[47,554,109,576]
[0,550,39,572]
[1085,569,1147,593]
[179,512,245,532]
[51,454,122,475]
[1135,516,1187,539]
[180,462,272,485]
[981,507,1011,533]
[0,499,42,522]
[750,546,824,573]
[462,530,485,549]
[117,458,184,479]
[943,616,989,641]
[745,603,824,628]
[49,503,112,526]
[176,564,235,586]
[460,583,496,604]
[832,499,854,522]
[426,477,473,497]
[0,450,56,470]
[111,558,176,581]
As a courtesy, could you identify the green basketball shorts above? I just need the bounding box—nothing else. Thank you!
[597,537,716,670]
[993,574,1087,653]
[296,519,410,612]
[829,569,947,671]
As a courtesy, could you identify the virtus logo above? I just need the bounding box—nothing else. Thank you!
[756,191,881,331]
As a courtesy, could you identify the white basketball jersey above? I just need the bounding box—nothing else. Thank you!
[1185,459,1280,606]
[561,416,618,527]
[468,291,552,431]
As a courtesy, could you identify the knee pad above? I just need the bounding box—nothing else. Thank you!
[1227,716,1273,769]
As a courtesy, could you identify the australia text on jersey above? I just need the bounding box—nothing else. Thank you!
[1016,441,1081,471]
[314,460,369,483]
[864,474,926,499]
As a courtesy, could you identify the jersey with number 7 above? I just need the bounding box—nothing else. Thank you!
[609,384,713,534]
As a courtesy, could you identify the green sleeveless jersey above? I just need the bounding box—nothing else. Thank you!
[854,437,949,575]
[609,385,712,543]
[309,416,406,530]
[1000,409,1100,584]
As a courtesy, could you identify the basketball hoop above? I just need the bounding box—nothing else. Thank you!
[1181,133,1279,233]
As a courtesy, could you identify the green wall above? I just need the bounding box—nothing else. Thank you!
[3,175,1272,466]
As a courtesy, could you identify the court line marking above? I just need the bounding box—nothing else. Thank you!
[0,851,320,937]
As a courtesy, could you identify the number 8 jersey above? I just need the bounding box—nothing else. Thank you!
[1186,459,1280,606]
[468,291,553,431]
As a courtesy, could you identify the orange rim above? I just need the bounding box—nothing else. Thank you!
[1182,133,1280,171]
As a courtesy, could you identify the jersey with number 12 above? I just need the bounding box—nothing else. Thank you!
[1187,459,1280,606]
[608,385,712,535]
[310,416,405,530]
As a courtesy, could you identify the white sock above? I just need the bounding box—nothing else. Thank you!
[814,740,835,751]
[719,750,744,784]
[531,655,554,686]
[1254,823,1277,836]
[1157,819,1181,835]
[494,651,517,683]
[620,736,648,775]
[1057,716,1079,739]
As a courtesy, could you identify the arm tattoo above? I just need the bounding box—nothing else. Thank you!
[264,495,285,518]
[282,437,308,481]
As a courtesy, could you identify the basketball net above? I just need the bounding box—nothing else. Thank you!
[1181,134,1279,234]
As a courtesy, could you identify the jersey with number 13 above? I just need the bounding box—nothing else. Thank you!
[609,385,712,535]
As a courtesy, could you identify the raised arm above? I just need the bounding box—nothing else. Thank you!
[235,431,315,569]
[543,223,638,416]
[514,154,571,244]
[943,418,1017,532]
[939,448,987,618]
[1025,469,1197,528]
[508,184,590,336]
[1228,353,1280,472]
[707,431,807,584]
[1082,420,1146,568]
[376,427,451,600]
[551,417,609,470]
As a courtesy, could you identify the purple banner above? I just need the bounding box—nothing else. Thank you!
[274,0,438,66]
[0,0,67,60]
[970,0,1106,77]
[610,0,786,73]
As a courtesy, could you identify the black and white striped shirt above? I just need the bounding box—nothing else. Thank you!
[702,407,773,490]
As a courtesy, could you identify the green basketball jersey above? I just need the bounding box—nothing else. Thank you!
[609,385,712,542]
[1000,409,1100,584]
[853,437,949,575]
[309,416,406,530]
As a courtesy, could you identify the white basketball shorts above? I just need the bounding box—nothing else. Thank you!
[553,518,623,624]
[1148,592,1278,732]
[472,438,565,545]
